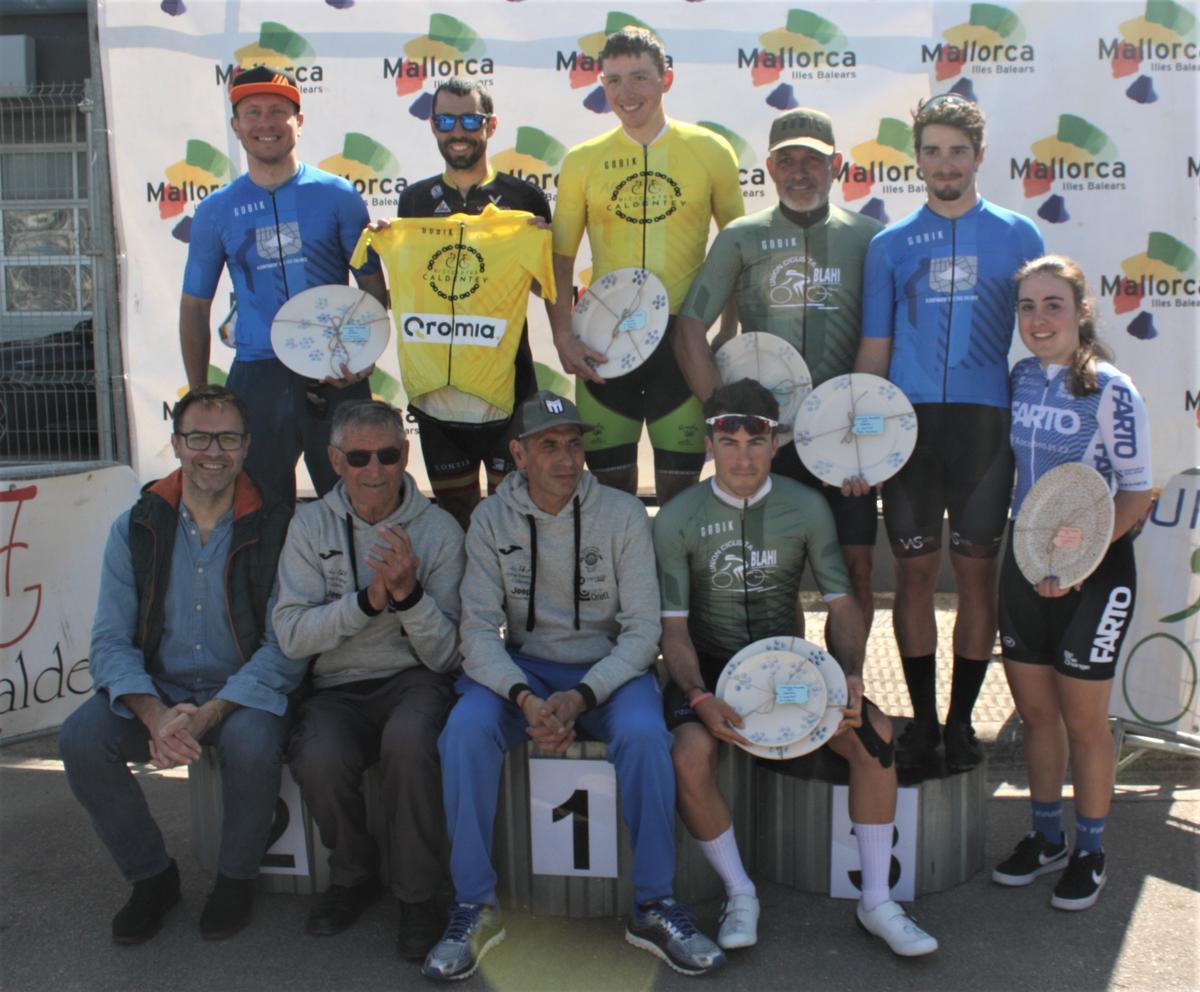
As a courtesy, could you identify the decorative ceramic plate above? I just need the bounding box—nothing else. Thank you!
[571,267,670,379]
[1014,462,1115,588]
[715,333,813,434]
[794,373,918,487]
[270,284,390,380]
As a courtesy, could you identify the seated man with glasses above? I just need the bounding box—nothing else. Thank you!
[60,385,300,944]
[273,400,465,961]
[652,379,938,957]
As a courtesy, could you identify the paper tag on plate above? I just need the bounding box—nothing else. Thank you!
[1053,526,1083,549]
[341,323,370,345]
[775,684,810,706]
[617,311,647,333]
[852,414,884,435]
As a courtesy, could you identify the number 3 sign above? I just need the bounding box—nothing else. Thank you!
[529,758,619,878]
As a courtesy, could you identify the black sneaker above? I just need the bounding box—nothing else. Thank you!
[112,859,181,945]
[895,720,941,769]
[1051,851,1106,911]
[306,878,383,936]
[943,720,984,772]
[992,832,1069,886]
[199,874,255,939]
[396,898,445,961]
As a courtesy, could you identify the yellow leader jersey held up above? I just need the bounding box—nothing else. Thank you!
[551,120,744,312]
[352,205,555,417]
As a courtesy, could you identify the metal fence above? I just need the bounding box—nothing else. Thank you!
[0,80,125,466]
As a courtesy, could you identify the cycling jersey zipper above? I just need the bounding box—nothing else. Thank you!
[941,216,957,403]
[740,500,752,646]
[800,226,810,354]
[269,190,291,299]
[446,221,466,388]
[640,144,649,271]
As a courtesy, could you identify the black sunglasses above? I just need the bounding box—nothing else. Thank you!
[705,414,779,436]
[339,446,404,468]
[432,113,491,133]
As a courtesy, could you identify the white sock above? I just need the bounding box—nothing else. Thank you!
[854,822,893,912]
[696,826,756,898]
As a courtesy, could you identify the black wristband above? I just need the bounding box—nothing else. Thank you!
[357,588,383,617]
[574,683,598,712]
[508,682,535,706]
[387,581,424,613]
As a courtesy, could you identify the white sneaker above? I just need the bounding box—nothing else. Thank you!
[856,899,938,957]
[717,893,759,950]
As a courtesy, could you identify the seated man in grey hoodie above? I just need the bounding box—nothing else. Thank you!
[422,390,724,982]
[273,400,465,960]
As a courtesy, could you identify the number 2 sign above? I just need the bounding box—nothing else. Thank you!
[529,758,619,878]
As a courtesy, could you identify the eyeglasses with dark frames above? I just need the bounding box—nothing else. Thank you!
[176,431,248,451]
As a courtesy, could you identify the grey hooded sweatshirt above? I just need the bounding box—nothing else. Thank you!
[460,469,660,706]
[273,473,464,689]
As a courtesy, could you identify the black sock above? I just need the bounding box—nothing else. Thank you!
[901,654,937,725]
[947,654,989,725]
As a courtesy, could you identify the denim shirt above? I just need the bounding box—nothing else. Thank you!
[89,503,300,718]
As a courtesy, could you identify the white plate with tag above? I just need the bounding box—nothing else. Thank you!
[716,636,848,759]
[270,284,390,380]
[571,267,670,379]
[716,333,813,435]
[1014,461,1115,588]
[794,372,917,487]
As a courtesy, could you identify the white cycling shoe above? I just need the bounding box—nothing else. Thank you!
[716,893,759,950]
[856,899,938,957]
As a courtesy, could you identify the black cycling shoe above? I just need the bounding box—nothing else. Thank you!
[943,720,984,771]
[895,720,941,769]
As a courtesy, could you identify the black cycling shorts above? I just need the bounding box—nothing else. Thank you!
[409,406,517,498]
[772,442,879,547]
[999,530,1137,682]
[883,403,1013,558]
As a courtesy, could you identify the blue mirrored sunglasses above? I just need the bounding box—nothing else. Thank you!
[432,113,491,133]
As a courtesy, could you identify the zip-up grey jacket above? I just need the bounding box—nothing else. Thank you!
[460,469,660,705]
[273,474,464,689]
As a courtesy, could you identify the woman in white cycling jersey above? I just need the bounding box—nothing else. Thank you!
[993,255,1153,911]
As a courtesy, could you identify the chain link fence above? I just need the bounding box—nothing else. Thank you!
[0,80,123,466]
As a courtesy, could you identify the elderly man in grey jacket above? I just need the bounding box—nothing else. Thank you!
[421,390,724,983]
[273,400,464,960]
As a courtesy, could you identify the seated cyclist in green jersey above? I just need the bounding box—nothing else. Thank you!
[548,25,744,506]
[652,379,937,958]
[674,108,883,634]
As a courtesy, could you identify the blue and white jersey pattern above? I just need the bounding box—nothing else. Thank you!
[1010,357,1153,517]
[183,164,379,362]
[861,199,1044,408]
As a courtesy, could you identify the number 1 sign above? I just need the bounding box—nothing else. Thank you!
[529,758,619,878]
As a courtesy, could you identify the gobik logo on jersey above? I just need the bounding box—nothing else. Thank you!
[922,3,1035,80]
[492,127,568,200]
[1099,231,1198,341]
[1098,0,1197,105]
[696,122,768,199]
[707,540,779,594]
[382,13,495,119]
[741,7,858,108]
[1012,115,1127,225]
[552,11,668,113]
[319,133,409,209]
[214,22,325,95]
[146,140,231,243]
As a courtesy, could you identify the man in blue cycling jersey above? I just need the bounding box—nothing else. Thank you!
[854,95,1043,771]
[180,67,386,507]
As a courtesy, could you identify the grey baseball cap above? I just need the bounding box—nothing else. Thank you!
[768,108,835,156]
[515,390,595,439]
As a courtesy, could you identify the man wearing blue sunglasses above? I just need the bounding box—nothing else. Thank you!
[393,78,553,532]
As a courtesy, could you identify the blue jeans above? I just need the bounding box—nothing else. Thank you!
[438,654,676,907]
[59,691,289,881]
[226,357,371,507]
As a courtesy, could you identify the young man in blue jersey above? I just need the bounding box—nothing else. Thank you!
[180,67,387,507]
[853,96,1044,771]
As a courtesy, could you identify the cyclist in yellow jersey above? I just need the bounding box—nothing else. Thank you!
[548,26,744,505]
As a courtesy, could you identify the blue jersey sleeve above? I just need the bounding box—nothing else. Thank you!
[860,233,894,340]
[181,199,226,300]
